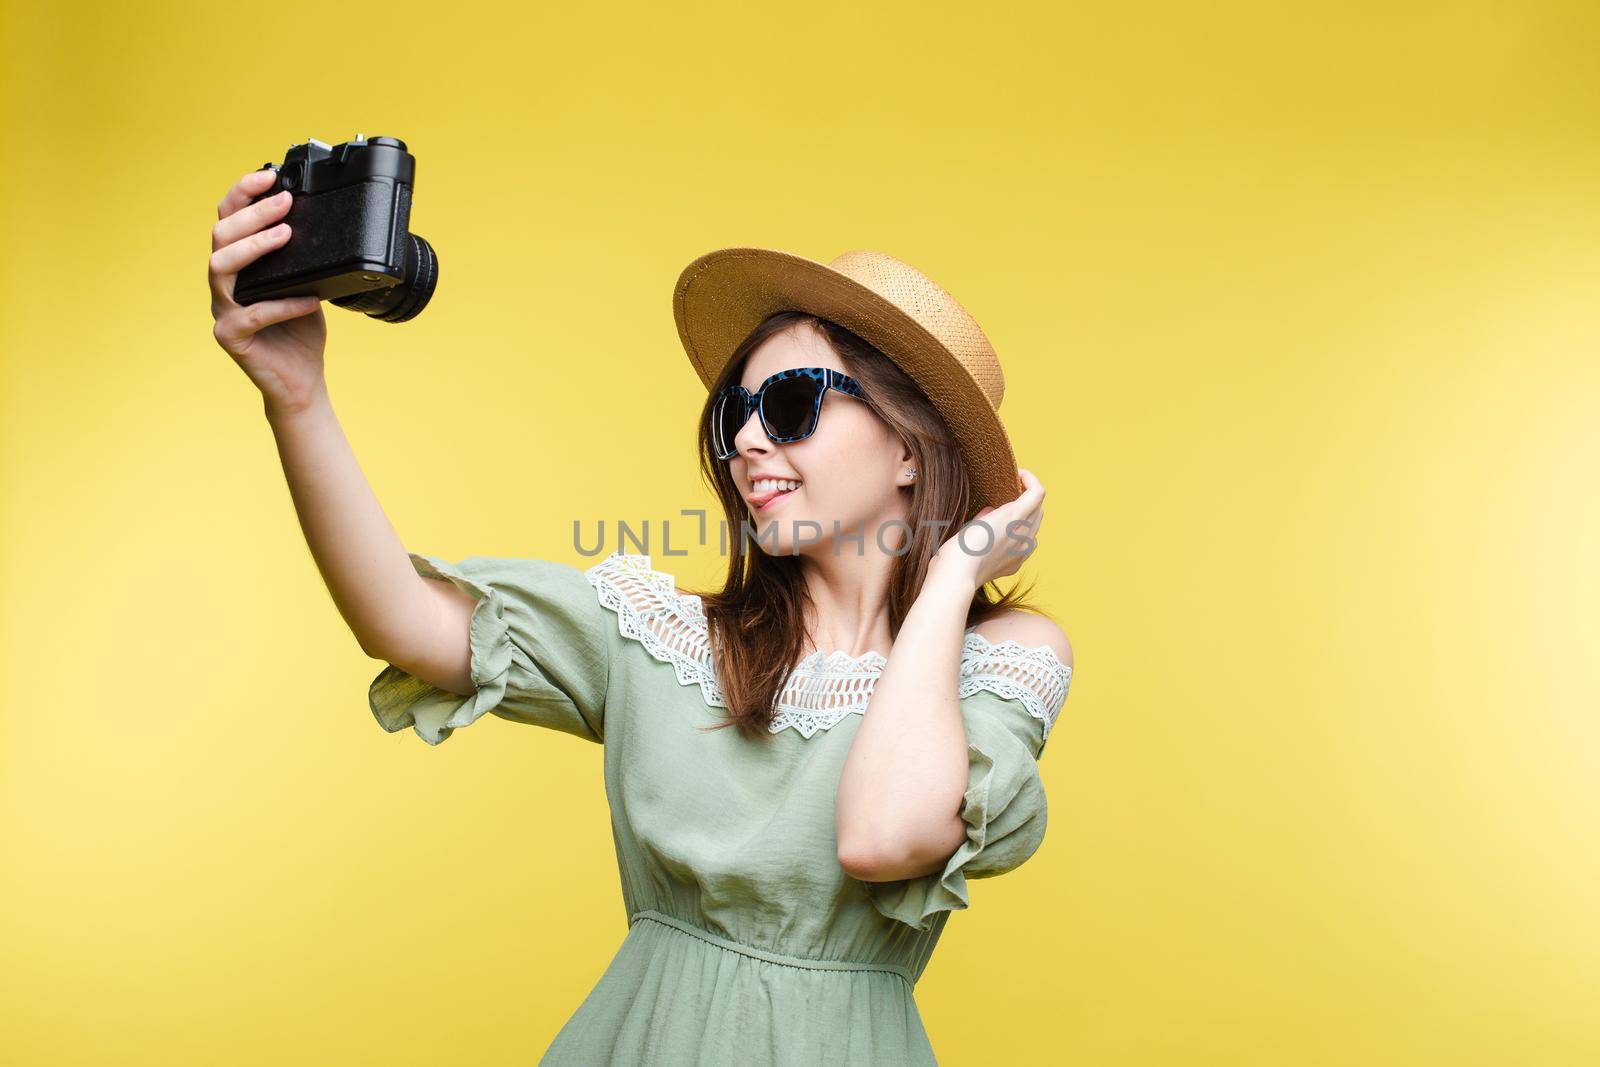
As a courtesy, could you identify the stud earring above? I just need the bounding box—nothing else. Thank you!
[905,466,917,480]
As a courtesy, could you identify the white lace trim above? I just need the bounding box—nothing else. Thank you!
[771,651,889,738]
[583,553,1072,739]
[957,635,1073,741]
[583,552,727,707]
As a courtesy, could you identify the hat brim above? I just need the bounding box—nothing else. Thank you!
[673,246,1021,514]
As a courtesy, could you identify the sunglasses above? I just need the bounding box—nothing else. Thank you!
[710,366,868,460]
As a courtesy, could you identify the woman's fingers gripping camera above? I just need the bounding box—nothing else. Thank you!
[208,167,323,363]
[209,220,292,286]
[214,166,279,224]
[209,169,295,309]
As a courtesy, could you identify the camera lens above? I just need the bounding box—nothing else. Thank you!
[329,233,438,322]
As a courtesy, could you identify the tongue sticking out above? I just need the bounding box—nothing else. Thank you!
[758,485,800,508]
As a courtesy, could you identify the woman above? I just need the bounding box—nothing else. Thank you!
[208,167,1073,1065]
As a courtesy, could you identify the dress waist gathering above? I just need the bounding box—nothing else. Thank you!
[539,904,939,1064]
[628,908,919,989]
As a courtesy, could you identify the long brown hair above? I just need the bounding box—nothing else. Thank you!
[684,310,1052,741]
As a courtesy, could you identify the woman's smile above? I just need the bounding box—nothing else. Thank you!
[746,477,804,511]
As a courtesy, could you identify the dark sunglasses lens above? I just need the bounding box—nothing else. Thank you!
[762,376,823,440]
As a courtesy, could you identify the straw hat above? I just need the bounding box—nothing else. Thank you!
[672,247,1023,514]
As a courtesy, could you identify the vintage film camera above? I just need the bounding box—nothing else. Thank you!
[233,135,438,322]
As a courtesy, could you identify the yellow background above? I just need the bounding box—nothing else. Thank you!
[3,1,1597,1063]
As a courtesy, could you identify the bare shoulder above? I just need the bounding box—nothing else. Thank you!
[971,609,1073,670]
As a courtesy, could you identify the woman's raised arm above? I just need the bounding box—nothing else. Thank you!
[208,166,467,688]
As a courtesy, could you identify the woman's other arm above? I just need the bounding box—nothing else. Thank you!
[835,469,1055,881]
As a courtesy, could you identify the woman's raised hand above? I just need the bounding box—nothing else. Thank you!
[208,168,328,415]
[931,467,1046,591]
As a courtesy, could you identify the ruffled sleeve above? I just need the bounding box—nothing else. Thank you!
[863,633,1072,931]
[367,553,616,746]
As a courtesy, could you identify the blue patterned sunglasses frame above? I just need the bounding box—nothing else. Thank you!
[710,366,868,460]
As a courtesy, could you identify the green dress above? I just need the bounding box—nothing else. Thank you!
[369,552,1072,1065]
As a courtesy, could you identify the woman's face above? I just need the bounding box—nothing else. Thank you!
[727,324,912,558]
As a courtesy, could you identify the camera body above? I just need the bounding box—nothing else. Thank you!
[233,135,438,322]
